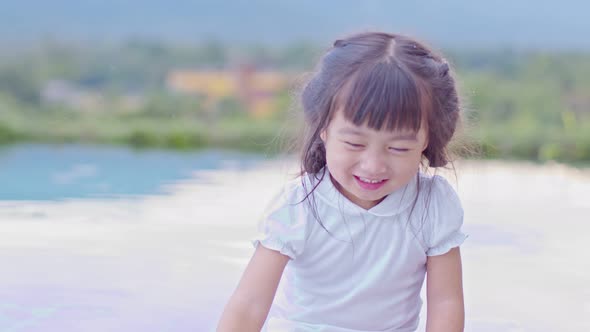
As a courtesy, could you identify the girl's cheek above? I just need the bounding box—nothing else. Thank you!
[331,147,354,164]
[332,143,349,155]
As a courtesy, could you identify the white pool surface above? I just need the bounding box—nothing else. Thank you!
[1,159,589,331]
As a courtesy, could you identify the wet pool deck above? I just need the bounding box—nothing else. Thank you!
[1,160,589,331]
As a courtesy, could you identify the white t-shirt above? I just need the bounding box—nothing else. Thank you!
[253,169,467,332]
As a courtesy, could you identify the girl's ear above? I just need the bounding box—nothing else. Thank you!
[320,129,327,142]
[420,120,429,151]
[422,136,429,152]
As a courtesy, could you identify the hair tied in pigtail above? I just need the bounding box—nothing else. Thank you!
[439,62,450,76]
[311,138,326,172]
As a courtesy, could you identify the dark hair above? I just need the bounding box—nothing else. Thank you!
[296,31,463,233]
[300,31,461,176]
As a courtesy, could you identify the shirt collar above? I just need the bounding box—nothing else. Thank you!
[307,168,418,217]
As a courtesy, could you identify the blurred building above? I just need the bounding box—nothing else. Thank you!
[41,80,104,111]
[166,65,289,117]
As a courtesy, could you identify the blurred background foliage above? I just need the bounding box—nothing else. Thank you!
[0,39,589,163]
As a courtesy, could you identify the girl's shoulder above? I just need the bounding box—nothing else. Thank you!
[254,174,315,259]
[414,172,467,256]
[275,171,328,202]
[417,172,461,204]
[263,174,312,215]
[412,172,463,232]
[277,174,311,202]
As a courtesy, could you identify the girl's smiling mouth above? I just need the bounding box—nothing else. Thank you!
[354,175,389,190]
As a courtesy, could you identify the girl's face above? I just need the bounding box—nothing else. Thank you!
[320,108,428,210]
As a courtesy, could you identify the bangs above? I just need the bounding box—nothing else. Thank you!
[332,61,429,132]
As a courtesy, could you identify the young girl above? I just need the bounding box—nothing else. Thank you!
[218,31,467,332]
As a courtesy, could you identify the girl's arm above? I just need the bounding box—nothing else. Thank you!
[425,247,465,332]
[217,245,290,332]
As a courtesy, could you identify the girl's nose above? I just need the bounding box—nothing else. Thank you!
[359,150,388,175]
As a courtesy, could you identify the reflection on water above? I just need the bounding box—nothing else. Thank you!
[0,154,589,331]
[0,144,262,200]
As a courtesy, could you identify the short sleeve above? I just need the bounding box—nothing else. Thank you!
[252,181,309,260]
[425,175,468,256]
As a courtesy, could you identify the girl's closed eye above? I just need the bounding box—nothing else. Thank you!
[389,147,410,152]
[344,141,364,148]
